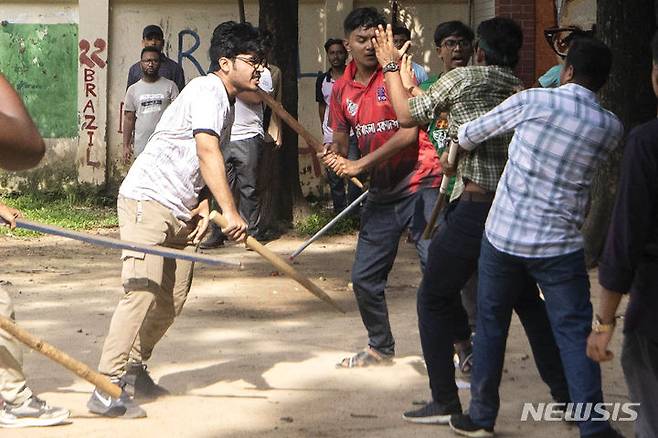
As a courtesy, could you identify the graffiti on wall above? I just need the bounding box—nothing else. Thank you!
[0,23,78,138]
[79,38,107,168]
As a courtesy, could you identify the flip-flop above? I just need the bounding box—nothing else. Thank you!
[336,346,394,368]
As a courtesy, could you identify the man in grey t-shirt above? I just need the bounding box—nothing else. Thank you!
[123,46,178,162]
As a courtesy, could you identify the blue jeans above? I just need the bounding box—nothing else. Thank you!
[326,136,362,213]
[418,200,568,407]
[351,188,436,356]
[470,237,611,437]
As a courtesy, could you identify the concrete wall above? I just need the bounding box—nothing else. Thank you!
[1,0,469,197]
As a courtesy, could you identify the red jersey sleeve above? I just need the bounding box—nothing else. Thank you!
[328,81,350,134]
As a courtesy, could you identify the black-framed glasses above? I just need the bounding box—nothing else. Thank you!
[234,56,267,70]
[441,39,472,50]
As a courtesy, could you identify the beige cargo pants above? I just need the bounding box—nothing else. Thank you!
[98,196,197,378]
[0,284,33,404]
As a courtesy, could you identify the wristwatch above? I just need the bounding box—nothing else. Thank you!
[382,61,400,74]
[592,314,616,334]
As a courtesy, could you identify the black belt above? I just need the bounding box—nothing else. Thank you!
[460,191,495,202]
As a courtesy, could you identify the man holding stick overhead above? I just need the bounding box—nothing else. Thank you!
[88,21,263,418]
[323,7,441,368]
[0,74,70,428]
[373,18,569,425]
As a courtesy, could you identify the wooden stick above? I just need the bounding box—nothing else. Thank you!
[10,218,241,268]
[422,140,460,240]
[209,211,345,313]
[257,89,365,190]
[0,315,122,398]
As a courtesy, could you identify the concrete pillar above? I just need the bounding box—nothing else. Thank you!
[77,0,109,185]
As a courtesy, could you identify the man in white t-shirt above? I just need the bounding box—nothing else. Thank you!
[202,67,274,247]
[87,21,265,419]
[122,46,179,162]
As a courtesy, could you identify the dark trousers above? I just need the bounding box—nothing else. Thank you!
[326,137,362,213]
[208,135,264,238]
[621,330,658,438]
[351,188,437,356]
[418,199,568,408]
[470,237,608,436]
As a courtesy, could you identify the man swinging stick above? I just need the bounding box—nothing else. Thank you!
[87,21,265,418]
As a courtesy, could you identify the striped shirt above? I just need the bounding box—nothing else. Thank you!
[408,65,523,200]
[458,83,623,257]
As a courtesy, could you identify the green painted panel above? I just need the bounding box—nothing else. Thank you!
[0,23,78,138]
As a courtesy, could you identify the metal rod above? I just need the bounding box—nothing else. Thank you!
[422,140,460,239]
[289,189,368,260]
[10,218,241,268]
[209,211,345,313]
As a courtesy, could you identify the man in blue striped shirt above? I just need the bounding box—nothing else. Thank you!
[450,38,624,438]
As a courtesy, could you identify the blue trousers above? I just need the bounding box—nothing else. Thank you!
[470,237,611,436]
[351,188,436,356]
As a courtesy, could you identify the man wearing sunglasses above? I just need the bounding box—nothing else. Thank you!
[88,21,263,419]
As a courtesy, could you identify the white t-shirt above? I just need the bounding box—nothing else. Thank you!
[120,73,235,220]
[230,68,273,141]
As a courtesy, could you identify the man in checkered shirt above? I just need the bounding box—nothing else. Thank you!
[374,17,569,427]
[451,38,624,438]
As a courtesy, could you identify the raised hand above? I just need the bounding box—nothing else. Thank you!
[372,24,410,67]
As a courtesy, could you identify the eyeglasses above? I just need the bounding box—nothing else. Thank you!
[543,26,595,58]
[234,56,267,70]
[441,39,472,49]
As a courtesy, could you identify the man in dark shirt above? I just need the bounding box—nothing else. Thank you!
[587,33,658,438]
[126,25,185,92]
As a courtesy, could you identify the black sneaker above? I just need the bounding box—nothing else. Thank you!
[0,396,69,428]
[87,387,146,418]
[449,414,494,437]
[199,227,225,249]
[121,363,170,399]
[402,400,462,425]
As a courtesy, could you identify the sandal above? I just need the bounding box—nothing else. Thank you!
[336,346,394,368]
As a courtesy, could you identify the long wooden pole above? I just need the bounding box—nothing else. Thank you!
[256,89,365,190]
[0,315,122,398]
[209,211,345,313]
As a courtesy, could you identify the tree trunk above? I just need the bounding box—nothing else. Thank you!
[582,0,656,266]
[259,0,309,227]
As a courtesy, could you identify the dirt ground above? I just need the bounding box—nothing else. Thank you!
[0,230,633,438]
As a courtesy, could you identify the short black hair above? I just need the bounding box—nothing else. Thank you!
[434,21,474,47]
[652,32,658,63]
[141,46,161,59]
[142,25,164,40]
[343,7,386,35]
[476,17,523,68]
[565,37,612,92]
[324,38,345,52]
[208,21,264,72]
[392,25,411,40]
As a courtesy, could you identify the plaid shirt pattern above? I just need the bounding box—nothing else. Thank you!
[408,66,523,200]
[458,84,623,257]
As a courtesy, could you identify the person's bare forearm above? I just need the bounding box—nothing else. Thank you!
[196,134,239,216]
[383,71,416,127]
[596,287,624,324]
[356,127,417,171]
[0,75,45,170]
[122,112,136,149]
